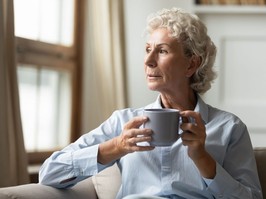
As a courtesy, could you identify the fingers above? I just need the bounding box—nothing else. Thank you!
[124,116,148,130]
[119,136,155,154]
[180,111,205,131]
[180,111,204,127]
[125,129,153,145]
[179,111,206,148]
[118,117,155,154]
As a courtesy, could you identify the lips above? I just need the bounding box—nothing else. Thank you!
[148,74,160,77]
[147,73,162,80]
[147,72,161,76]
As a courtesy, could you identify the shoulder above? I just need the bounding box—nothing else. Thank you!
[197,96,245,128]
[206,104,249,141]
[207,104,244,126]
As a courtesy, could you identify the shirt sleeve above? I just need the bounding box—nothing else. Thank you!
[206,123,262,198]
[39,144,100,188]
[39,111,123,188]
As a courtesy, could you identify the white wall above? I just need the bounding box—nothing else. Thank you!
[123,0,192,108]
[198,12,266,147]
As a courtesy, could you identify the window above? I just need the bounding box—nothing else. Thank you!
[17,66,71,151]
[14,0,83,168]
[14,0,74,46]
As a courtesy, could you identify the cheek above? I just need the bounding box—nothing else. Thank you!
[164,64,187,82]
[162,61,179,75]
[144,65,148,74]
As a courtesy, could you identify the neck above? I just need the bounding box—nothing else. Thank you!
[160,90,197,111]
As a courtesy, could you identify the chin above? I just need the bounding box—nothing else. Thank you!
[147,84,160,91]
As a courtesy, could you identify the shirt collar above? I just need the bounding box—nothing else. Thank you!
[194,95,208,124]
[152,94,208,124]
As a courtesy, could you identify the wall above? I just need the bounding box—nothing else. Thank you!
[198,11,266,147]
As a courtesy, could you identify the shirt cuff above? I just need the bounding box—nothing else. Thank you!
[206,162,237,198]
[72,144,99,176]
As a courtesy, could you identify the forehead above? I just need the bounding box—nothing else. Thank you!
[147,28,179,47]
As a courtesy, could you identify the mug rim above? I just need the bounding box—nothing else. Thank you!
[144,108,179,113]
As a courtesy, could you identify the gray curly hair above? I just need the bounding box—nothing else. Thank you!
[146,7,217,94]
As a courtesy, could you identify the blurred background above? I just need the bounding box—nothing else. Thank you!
[1,0,266,185]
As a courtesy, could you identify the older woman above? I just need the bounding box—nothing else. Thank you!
[39,8,262,199]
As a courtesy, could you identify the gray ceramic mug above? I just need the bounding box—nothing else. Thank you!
[143,108,180,146]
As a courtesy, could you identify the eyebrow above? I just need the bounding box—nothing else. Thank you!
[146,43,171,47]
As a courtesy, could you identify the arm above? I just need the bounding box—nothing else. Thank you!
[180,111,216,179]
[207,125,262,199]
[180,110,262,199]
[39,111,122,188]
[39,112,154,188]
[39,141,101,188]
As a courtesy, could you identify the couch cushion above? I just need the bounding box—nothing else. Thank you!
[0,177,97,199]
[92,164,121,199]
[254,147,266,198]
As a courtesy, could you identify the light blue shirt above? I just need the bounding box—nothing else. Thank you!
[39,96,262,199]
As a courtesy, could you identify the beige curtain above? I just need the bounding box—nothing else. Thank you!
[84,0,127,129]
[0,0,29,187]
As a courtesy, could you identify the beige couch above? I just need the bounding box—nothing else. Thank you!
[0,147,265,199]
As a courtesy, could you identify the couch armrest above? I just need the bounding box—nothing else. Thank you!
[0,177,97,199]
[254,147,266,198]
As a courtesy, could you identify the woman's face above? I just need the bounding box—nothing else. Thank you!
[144,28,194,95]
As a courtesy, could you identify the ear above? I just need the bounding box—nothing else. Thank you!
[186,55,201,78]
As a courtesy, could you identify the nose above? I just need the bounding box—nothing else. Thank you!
[144,50,157,68]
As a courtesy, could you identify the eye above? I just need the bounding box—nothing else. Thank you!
[146,47,151,54]
[159,49,168,54]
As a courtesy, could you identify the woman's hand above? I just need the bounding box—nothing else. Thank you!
[180,111,206,160]
[180,111,216,179]
[98,116,154,165]
[115,116,155,154]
